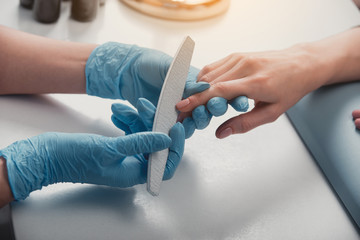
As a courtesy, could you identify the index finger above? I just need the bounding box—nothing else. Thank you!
[176,79,249,113]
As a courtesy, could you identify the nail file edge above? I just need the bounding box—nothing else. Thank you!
[147,36,195,196]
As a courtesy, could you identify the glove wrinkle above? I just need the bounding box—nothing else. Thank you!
[86,42,212,138]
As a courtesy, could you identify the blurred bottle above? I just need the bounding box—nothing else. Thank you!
[71,0,99,22]
[20,0,34,9]
[33,0,61,23]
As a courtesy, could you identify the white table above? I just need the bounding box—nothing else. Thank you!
[1,0,360,239]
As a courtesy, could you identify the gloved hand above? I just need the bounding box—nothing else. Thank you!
[111,98,198,139]
[85,42,248,137]
[206,96,249,117]
[85,42,212,138]
[176,95,249,137]
[0,128,184,201]
[111,98,156,136]
[85,42,209,106]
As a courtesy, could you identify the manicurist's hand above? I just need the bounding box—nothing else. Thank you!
[0,127,184,201]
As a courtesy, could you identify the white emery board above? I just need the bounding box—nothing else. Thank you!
[147,36,195,196]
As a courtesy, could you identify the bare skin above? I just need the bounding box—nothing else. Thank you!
[352,0,360,129]
[0,25,97,207]
[354,0,360,8]
[0,158,13,207]
[176,27,360,138]
[0,25,97,95]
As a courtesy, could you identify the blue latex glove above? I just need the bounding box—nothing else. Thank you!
[85,42,210,138]
[111,96,248,139]
[112,98,197,139]
[181,96,249,134]
[111,98,156,135]
[0,129,184,201]
[206,96,249,117]
[85,42,209,106]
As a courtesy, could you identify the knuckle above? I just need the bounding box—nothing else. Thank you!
[200,74,211,82]
[229,53,242,60]
[241,55,257,67]
[261,75,272,87]
[212,82,228,95]
[228,53,238,60]
[201,65,212,75]
[251,74,271,91]
[255,73,270,83]
[188,95,201,106]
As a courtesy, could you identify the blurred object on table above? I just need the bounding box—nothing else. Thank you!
[19,0,106,23]
[120,0,230,21]
[71,0,99,22]
[20,0,34,9]
[33,0,61,23]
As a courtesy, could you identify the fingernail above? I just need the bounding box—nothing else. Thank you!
[218,127,233,139]
[176,99,190,109]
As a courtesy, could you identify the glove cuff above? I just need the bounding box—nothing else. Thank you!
[0,140,47,201]
[85,42,140,100]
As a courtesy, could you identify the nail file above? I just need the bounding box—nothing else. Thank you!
[147,36,195,196]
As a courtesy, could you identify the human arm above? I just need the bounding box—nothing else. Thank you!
[0,25,209,99]
[0,25,211,138]
[176,27,360,138]
[0,25,96,94]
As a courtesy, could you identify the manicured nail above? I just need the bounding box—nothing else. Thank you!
[218,127,233,139]
[176,99,190,109]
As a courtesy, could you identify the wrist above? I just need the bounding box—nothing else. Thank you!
[1,137,50,201]
[0,157,14,207]
[305,41,346,86]
[302,28,360,86]
[286,42,335,94]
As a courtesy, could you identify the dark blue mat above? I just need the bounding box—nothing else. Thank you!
[287,81,360,228]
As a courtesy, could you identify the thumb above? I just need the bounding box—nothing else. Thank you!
[116,132,172,156]
[215,104,280,138]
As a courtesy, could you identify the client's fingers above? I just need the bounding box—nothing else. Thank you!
[176,79,249,113]
[198,61,240,84]
[215,104,280,138]
[197,55,232,81]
